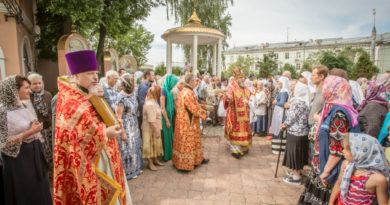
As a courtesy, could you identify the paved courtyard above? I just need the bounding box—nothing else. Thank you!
[128,125,305,205]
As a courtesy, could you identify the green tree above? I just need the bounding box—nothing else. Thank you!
[154,63,167,76]
[279,63,299,79]
[225,56,254,77]
[37,0,159,72]
[164,0,233,71]
[320,50,353,72]
[350,51,379,80]
[111,24,154,67]
[257,52,277,78]
[301,62,312,72]
[172,66,183,76]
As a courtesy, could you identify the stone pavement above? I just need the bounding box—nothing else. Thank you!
[128,125,305,205]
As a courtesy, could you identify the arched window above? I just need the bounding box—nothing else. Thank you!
[21,36,33,75]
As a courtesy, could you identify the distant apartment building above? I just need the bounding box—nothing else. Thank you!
[223,31,390,73]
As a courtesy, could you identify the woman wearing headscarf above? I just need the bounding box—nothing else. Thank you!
[115,75,143,179]
[329,133,389,204]
[27,73,54,183]
[358,81,388,138]
[161,74,179,161]
[348,80,364,108]
[280,82,310,185]
[142,86,164,170]
[269,76,289,154]
[298,75,360,205]
[0,75,52,204]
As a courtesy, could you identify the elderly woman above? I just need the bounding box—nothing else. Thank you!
[161,75,179,161]
[358,80,388,138]
[115,75,143,179]
[280,82,310,185]
[298,75,360,205]
[27,73,53,181]
[142,86,164,171]
[269,76,289,154]
[0,75,52,204]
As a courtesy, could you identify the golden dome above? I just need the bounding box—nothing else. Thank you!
[161,10,226,45]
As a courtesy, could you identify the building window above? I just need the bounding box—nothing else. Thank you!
[296,63,301,70]
[296,52,301,58]
[285,52,289,59]
[275,53,278,60]
[230,55,234,62]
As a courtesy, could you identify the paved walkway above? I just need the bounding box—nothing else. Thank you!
[128,125,305,205]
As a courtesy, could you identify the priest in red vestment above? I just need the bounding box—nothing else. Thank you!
[172,74,208,171]
[53,50,130,205]
[223,68,252,159]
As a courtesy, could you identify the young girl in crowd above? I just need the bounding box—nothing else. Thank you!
[329,133,389,205]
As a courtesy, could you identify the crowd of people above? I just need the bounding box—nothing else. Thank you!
[1,49,390,204]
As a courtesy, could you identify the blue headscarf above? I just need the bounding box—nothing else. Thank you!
[340,133,389,199]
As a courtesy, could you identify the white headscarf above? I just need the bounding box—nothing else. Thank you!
[349,80,364,105]
[291,82,310,107]
[301,71,316,94]
[278,76,290,93]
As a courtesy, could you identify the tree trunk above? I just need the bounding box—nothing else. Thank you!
[62,15,72,35]
[96,24,107,75]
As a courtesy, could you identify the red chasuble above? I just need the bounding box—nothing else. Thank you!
[172,86,207,170]
[53,77,127,205]
[223,80,252,147]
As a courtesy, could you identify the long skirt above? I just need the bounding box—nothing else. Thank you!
[142,130,164,159]
[266,106,273,134]
[298,169,333,205]
[2,140,52,205]
[252,115,267,133]
[119,117,143,179]
[217,100,226,117]
[269,105,284,136]
[282,133,309,170]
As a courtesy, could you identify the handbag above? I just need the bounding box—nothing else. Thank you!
[308,122,318,141]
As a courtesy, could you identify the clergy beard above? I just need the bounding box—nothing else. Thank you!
[238,81,245,88]
[88,85,99,96]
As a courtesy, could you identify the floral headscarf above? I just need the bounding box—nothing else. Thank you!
[357,80,387,111]
[340,133,389,199]
[316,75,359,137]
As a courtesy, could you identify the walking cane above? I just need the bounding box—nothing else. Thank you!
[274,109,286,178]
[274,128,285,178]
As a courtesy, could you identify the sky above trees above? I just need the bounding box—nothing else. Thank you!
[143,0,390,66]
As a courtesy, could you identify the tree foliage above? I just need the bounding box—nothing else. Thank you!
[224,56,254,77]
[172,66,183,76]
[279,63,299,79]
[350,51,379,80]
[154,63,167,76]
[256,52,277,78]
[36,0,159,73]
[111,24,154,67]
[301,62,312,72]
[319,51,353,71]
[304,47,364,75]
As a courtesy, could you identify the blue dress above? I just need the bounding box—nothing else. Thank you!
[116,93,143,179]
